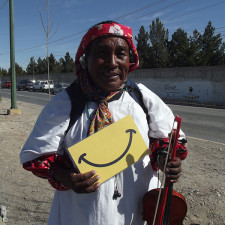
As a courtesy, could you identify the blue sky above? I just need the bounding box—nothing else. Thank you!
[0,0,225,70]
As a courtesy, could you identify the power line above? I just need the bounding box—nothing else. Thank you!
[2,0,172,55]
[215,26,225,30]
[123,0,187,23]
[0,0,8,10]
[1,0,225,57]
[165,0,225,23]
[113,0,170,21]
[0,34,83,55]
[123,0,225,24]
[2,0,190,56]
[0,0,189,55]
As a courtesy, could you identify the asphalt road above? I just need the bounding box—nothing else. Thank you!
[1,88,225,144]
[168,104,225,145]
[0,88,53,106]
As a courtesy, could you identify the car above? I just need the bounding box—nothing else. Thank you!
[33,80,54,92]
[26,82,35,91]
[42,80,54,92]
[33,80,45,92]
[51,83,69,94]
[1,81,11,89]
[17,79,35,91]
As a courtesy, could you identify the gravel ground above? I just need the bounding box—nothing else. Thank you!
[0,97,224,225]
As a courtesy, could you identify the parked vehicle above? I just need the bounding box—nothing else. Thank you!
[17,79,35,91]
[33,80,54,92]
[42,80,54,92]
[33,80,44,92]
[1,81,11,89]
[51,83,70,94]
[26,82,35,91]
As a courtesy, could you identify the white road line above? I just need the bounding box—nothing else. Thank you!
[187,136,225,146]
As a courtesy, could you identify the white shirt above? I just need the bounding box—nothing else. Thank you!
[20,83,184,225]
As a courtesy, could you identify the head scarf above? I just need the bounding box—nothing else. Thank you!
[75,22,139,76]
[74,21,139,136]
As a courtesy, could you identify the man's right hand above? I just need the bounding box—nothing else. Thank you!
[53,167,101,193]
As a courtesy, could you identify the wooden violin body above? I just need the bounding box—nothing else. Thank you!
[142,188,187,225]
[142,116,187,225]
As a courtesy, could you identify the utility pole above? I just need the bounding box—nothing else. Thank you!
[32,59,34,81]
[47,0,50,100]
[8,0,21,115]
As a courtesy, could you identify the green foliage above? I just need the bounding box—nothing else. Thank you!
[3,20,225,72]
[36,57,48,74]
[52,61,62,73]
[149,18,169,68]
[0,67,8,76]
[26,56,37,75]
[24,52,74,75]
[134,19,225,68]
[48,53,56,73]
[188,29,202,66]
[199,21,225,66]
[8,63,26,76]
[64,52,74,73]
[135,26,150,68]
[168,28,190,67]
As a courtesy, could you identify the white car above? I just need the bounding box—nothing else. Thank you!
[33,80,44,92]
[42,80,54,91]
[51,83,70,94]
[33,80,54,92]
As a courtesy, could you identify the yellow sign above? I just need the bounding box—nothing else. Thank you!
[67,115,149,183]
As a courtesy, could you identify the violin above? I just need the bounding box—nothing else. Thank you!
[142,116,187,225]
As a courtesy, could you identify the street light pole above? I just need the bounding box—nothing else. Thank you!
[8,0,21,115]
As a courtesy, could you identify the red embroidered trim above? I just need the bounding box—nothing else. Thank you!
[149,138,188,171]
[23,154,73,191]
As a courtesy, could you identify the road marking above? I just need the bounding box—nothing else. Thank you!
[187,136,225,146]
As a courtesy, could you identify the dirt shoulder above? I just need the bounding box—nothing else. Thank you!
[0,97,224,225]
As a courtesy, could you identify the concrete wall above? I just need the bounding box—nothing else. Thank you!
[1,66,225,105]
[129,66,225,106]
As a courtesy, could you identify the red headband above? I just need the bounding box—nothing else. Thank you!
[75,22,139,75]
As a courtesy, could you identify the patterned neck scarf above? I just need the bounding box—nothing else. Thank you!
[74,22,139,136]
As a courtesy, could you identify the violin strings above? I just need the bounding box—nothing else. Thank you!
[152,119,175,225]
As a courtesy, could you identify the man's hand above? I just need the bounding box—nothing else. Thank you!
[165,157,182,183]
[53,167,101,193]
[67,170,101,193]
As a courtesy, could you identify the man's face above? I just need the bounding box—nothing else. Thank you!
[86,36,130,93]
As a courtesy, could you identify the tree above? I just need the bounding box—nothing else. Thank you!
[0,67,8,76]
[135,26,150,68]
[59,52,74,73]
[149,18,169,68]
[52,61,62,73]
[64,52,74,72]
[58,57,65,72]
[48,53,56,73]
[168,28,190,67]
[36,57,47,74]
[26,56,37,75]
[8,63,25,76]
[199,21,225,66]
[188,29,202,66]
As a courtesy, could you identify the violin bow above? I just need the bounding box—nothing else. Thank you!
[152,115,182,225]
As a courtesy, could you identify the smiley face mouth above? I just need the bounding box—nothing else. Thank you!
[78,129,136,167]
